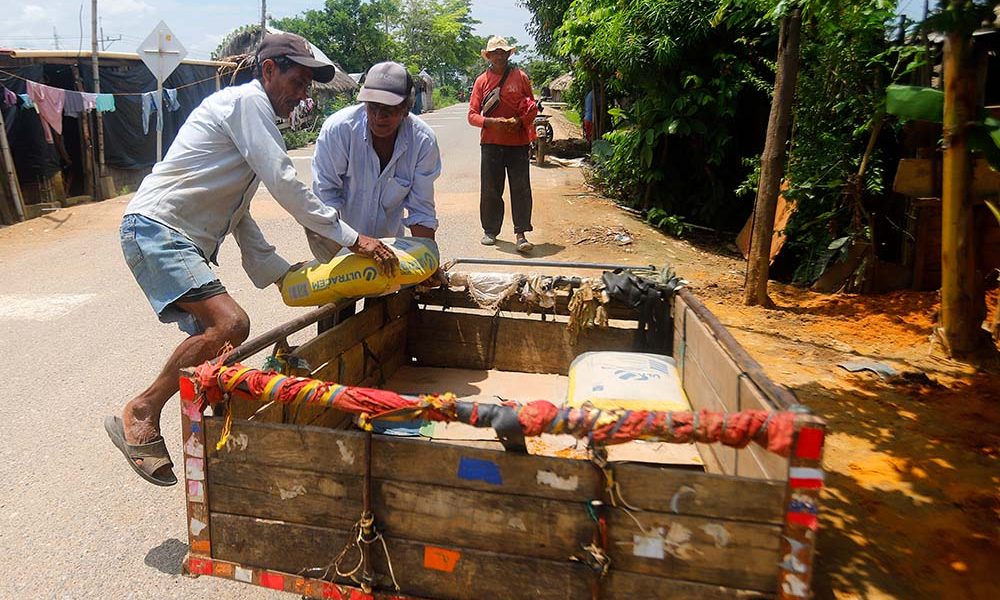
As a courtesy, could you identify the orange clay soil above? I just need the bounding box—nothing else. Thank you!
[691,278,999,600]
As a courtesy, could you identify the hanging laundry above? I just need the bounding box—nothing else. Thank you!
[81,92,97,112]
[2,86,16,107]
[95,93,115,113]
[63,89,85,117]
[26,81,65,143]
[141,91,158,135]
[164,88,180,112]
[19,93,34,110]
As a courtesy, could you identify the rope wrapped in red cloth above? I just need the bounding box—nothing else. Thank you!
[190,362,795,456]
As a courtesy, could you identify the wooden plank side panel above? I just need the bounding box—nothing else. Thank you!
[208,461,594,562]
[493,317,636,374]
[682,355,736,475]
[408,310,493,370]
[685,314,740,413]
[737,378,789,481]
[211,513,773,600]
[205,419,786,524]
[293,300,388,379]
[608,511,781,592]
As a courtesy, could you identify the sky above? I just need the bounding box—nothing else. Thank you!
[0,0,535,61]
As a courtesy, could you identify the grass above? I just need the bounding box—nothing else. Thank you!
[562,109,582,125]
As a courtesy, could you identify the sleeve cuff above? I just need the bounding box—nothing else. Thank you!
[249,254,292,289]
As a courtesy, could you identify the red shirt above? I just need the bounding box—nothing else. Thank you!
[468,67,538,146]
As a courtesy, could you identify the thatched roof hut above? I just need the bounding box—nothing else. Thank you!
[547,73,574,102]
[213,25,358,96]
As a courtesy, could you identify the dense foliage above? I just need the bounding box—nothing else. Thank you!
[268,0,485,87]
[554,0,774,228]
[527,0,921,283]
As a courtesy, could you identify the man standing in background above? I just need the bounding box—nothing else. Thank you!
[468,36,538,253]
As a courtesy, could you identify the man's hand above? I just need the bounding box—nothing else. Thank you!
[349,234,399,277]
[486,117,519,132]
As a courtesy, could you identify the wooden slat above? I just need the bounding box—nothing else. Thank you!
[607,511,781,592]
[408,309,637,375]
[205,420,785,524]
[211,513,773,599]
[408,310,493,370]
[416,287,640,321]
[683,355,737,475]
[293,294,413,381]
[737,378,789,482]
[893,157,1000,197]
[493,316,636,374]
[208,462,593,563]
[685,315,740,413]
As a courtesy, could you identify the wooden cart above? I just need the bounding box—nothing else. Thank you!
[178,262,825,599]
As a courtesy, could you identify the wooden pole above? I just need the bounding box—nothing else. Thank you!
[0,106,25,222]
[91,0,113,199]
[71,65,96,199]
[744,7,802,307]
[938,15,981,356]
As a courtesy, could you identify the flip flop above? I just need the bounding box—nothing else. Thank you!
[103,415,177,487]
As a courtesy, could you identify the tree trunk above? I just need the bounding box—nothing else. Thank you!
[938,22,982,357]
[744,7,803,306]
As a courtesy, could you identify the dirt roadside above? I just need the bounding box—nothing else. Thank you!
[533,116,998,599]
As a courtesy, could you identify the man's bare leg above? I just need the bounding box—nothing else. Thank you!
[122,293,250,465]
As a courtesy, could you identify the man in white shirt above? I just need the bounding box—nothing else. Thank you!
[306,61,442,262]
[105,33,399,487]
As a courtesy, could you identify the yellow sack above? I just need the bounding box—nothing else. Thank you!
[281,237,439,307]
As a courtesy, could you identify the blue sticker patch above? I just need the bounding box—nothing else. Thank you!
[190,422,202,433]
[457,457,503,485]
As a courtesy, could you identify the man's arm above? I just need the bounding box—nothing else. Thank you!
[403,132,442,239]
[518,71,539,129]
[231,211,292,288]
[312,116,350,210]
[468,76,487,128]
[221,93,359,249]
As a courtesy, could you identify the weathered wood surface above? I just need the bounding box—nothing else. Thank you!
[211,513,774,599]
[673,298,791,481]
[893,157,1000,198]
[408,310,636,374]
[205,419,785,524]
[293,292,413,383]
[416,287,639,321]
[204,420,784,590]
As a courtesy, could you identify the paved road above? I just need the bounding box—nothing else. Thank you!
[0,102,672,599]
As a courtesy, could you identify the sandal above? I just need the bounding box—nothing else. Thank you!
[104,415,178,487]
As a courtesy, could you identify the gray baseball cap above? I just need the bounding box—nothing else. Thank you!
[358,61,412,106]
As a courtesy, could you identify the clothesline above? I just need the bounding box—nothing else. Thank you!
[0,64,251,97]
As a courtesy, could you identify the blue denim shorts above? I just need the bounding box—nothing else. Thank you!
[120,213,223,335]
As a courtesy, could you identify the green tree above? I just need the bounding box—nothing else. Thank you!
[396,0,484,85]
[271,0,400,73]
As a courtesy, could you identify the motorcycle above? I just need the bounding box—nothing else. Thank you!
[529,98,554,166]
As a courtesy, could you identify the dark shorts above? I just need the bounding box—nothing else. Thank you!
[120,213,227,335]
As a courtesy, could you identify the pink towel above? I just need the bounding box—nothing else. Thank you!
[26,81,65,143]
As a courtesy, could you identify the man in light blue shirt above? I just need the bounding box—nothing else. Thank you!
[307,61,442,262]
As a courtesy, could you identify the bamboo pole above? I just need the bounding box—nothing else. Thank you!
[744,7,802,307]
[938,16,981,356]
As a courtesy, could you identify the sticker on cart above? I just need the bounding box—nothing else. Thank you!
[457,457,502,485]
[424,546,461,572]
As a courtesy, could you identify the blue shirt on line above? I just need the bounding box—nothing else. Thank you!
[312,104,442,238]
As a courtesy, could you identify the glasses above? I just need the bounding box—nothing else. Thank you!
[366,102,407,118]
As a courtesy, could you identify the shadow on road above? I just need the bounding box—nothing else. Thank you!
[493,240,565,258]
[144,538,188,575]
